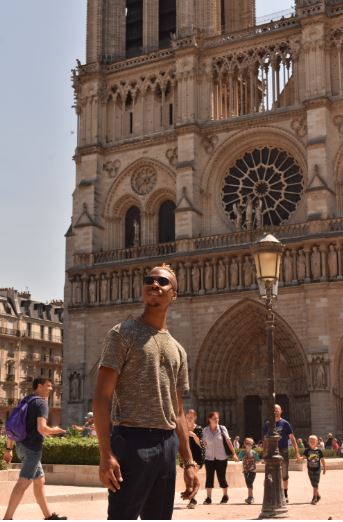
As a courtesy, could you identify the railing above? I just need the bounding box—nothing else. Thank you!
[0,327,20,337]
[23,331,62,343]
[72,218,343,268]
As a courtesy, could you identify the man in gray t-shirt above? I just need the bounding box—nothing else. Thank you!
[93,264,199,520]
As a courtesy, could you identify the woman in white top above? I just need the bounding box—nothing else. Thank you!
[202,411,238,505]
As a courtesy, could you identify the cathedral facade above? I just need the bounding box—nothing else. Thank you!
[63,0,343,441]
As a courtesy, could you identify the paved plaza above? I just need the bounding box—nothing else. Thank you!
[1,468,342,520]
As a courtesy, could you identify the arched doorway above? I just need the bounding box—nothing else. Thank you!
[125,206,140,248]
[194,299,311,440]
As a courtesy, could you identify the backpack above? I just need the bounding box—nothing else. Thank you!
[5,395,40,442]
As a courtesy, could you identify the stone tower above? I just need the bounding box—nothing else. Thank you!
[63,0,343,442]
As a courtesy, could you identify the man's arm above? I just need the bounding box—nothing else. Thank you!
[3,438,14,464]
[93,366,123,493]
[321,456,326,474]
[37,417,66,436]
[175,391,200,500]
[289,433,301,460]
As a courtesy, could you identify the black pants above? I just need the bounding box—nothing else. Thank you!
[108,426,178,520]
[244,471,256,488]
[204,459,228,488]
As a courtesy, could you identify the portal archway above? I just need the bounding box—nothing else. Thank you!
[194,299,311,439]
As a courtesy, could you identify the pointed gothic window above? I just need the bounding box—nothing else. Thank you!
[126,0,143,57]
[125,206,141,248]
[159,0,176,48]
[158,200,175,243]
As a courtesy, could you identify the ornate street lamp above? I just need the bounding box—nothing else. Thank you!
[251,233,287,519]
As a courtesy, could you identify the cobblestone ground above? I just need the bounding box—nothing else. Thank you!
[1,469,342,520]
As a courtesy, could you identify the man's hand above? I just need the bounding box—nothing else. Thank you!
[99,454,123,493]
[3,449,13,464]
[180,466,200,501]
[295,452,302,462]
[232,453,239,462]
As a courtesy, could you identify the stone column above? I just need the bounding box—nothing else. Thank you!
[337,243,343,280]
[143,0,159,53]
[304,247,311,283]
[176,0,195,38]
[319,244,328,281]
[292,248,298,285]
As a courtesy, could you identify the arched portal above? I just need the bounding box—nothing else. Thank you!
[194,299,311,440]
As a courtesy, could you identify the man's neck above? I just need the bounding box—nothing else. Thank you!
[139,309,168,331]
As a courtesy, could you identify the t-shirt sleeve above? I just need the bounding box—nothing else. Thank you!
[238,450,244,461]
[319,449,324,459]
[99,328,129,374]
[284,420,293,436]
[176,351,189,393]
[263,421,269,436]
[36,399,48,419]
[221,425,230,438]
[303,449,309,459]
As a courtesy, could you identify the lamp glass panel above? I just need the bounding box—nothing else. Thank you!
[257,251,278,280]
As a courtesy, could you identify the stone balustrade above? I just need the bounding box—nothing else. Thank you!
[68,237,343,307]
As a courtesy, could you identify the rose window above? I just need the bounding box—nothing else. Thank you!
[221,147,303,227]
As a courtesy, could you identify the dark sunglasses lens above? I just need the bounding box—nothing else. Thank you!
[143,276,171,286]
[157,277,170,286]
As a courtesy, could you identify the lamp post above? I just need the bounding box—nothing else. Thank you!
[251,233,287,519]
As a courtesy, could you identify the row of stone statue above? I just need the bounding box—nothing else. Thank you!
[70,243,343,305]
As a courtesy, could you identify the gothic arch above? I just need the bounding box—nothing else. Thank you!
[200,126,308,232]
[193,299,311,434]
[103,158,176,219]
[112,194,142,219]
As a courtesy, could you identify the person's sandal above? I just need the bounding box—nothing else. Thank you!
[203,497,212,505]
[220,495,229,504]
[44,514,68,520]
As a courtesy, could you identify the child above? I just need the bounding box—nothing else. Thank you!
[302,434,326,504]
[238,437,260,504]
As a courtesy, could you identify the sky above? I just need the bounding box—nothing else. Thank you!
[0,0,293,304]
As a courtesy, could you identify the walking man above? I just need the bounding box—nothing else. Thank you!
[93,264,199,520]
[263,404,301,503]
[3,377,67,520]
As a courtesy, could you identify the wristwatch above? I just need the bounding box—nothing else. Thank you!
[182,459,197,469]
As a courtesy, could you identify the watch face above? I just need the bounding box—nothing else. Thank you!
[131,167,157,195]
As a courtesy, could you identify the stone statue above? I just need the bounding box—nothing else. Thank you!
[204,262,213,291]
[232,203,242,231]
[243,256,253,288]
[245,196,253,230]
[311,246,321,279]
[328,244,338,278]
[69,372,81,401]
[255,198,263,229]
[178,263,186,294]
[133,220,140,246]
[217,259,226,289]
[100,274,107,303]
[111,272,119,301]
[133,270,141,299]
[297,249,306,281]
[121,271,130,301]
[283,250,293,283]
[314,361,326,389]
[89,276,96,304]
[191,264,200,292]
[230,258,239,288]
[73,276,82,304]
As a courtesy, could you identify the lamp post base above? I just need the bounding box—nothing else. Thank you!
[259,435,288,519]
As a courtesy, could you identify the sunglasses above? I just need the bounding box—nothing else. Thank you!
[143,275,171,287]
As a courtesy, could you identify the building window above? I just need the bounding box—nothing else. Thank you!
[129,112,133,134]
[125,206,140,248]
[159,0,176,48]
[158,200,175,243]
[169,104,173,126]
[126,0,143,57]
[26,323,32,337]
[48,327,52,341]
[40,325,44,339]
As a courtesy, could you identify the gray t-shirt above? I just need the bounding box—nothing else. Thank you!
[99,318,189,430]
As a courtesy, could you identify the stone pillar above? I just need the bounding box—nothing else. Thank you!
[143,0,159,53]
[176,0,195,38]
[222,0,256,33]
[86,0,103,63]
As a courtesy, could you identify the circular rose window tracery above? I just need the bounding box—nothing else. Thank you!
[221,147,304,228]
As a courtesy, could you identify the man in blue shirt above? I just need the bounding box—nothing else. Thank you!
[3,377,67,520]
[263,404,301,503]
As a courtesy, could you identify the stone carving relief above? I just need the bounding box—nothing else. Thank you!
[333,115,343,135]
[291,116,307,138]
[308,354,330,391]
[69,242,342,306]
[103,160,121,178]
[131,166,157,195]
[165,148,177,166]
[68,371,83,403]
[201,134,219,154]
